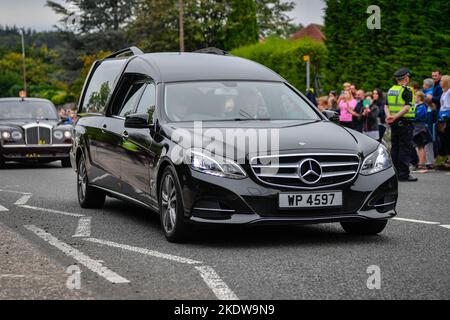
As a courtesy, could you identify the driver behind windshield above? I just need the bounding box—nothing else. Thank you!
[236,88,269,119]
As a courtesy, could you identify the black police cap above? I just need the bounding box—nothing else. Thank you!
[394,68,411,80]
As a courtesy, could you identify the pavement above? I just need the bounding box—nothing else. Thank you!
[0,162,449,300]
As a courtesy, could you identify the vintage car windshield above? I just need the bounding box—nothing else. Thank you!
[0,101,58,121]
[164,81,321,122]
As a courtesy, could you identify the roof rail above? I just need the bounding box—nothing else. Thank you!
[103,46,144,60]
[193,47,231,56]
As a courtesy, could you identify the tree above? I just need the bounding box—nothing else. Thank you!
[224,0,259,50]
[46,0,138,33]
[255,0,296,38]
[323,0,450,91]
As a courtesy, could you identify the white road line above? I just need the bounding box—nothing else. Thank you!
[0,204,8,212]
[85,238,202,265]
[14,195,32,206]
[393,217,441,225]
[0,189,31,195]
[73,217,92,238]
[440,225,450,230]
[195,266,239,300]
[24,225,129,284]
[19,205,84,217]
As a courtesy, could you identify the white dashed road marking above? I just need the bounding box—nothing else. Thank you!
[73,217,92,238]
[14,195,32,206]
[19,205,85,218]
[195,266,239,300]
[0,204,8,212]
[440,225,450,230]
[24,225,129,284]
[85,237,202,265]
[85,237,238,300]
[393,217,441,225]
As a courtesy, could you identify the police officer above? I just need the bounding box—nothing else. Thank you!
[385,68,418,182]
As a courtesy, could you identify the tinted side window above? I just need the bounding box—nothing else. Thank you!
[119,83,146,117]
[136,84,156,122]
[81,60,125,114]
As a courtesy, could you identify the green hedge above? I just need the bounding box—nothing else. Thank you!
[231,37,327,92]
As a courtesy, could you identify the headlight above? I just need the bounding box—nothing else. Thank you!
[360,145,392,176]
[53,131,64,140]
[11,131,23,140]
[64,131,72,139]
[188,149,247,180]
[1,131,11,140]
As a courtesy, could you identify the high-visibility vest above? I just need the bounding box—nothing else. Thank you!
[387,85,416,119]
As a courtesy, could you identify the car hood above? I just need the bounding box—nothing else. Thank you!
[163,120,380,160]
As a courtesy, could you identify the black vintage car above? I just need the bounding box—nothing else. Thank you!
[0,98,73,168]
[71,47,398,243]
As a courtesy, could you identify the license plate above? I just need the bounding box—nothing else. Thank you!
[279,191,343,209]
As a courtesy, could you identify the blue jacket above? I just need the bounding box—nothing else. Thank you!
[433,81,443,110]
[415,103,428,123]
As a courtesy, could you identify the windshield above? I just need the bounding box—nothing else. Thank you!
[164,81,320,122]
[0,100,58,121]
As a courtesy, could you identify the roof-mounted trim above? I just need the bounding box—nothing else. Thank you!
[193,47,231,56]
[103,46,144,60]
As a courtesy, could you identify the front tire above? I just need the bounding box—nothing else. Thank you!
[341,220,388,235]
[77,155,105,209]
[159,167,190,243]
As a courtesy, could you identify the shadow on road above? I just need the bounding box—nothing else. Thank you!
[101,198,392,249]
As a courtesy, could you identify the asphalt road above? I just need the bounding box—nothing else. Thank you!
[0,162,449,300]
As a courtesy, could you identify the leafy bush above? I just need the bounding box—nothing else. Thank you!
[231,37,327,92]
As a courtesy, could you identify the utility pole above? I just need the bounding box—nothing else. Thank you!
[304,55,311,91]
[179,0,185,52]
[19,29,27,97]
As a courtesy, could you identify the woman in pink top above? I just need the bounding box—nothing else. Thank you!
[338,91,357,129]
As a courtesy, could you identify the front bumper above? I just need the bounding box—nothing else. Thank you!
[0,144,72,161]
[179,166,398,226]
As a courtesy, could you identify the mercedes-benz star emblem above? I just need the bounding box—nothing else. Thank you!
[298,158,322,185]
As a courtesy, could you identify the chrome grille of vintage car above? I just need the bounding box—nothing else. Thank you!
[25,126,52,145]
[250,153,361,189]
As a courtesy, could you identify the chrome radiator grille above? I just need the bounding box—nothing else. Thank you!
[250,153,361,189]
[25,126,52,145]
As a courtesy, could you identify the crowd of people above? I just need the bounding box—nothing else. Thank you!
[313,70,450,174]
[58,107,78,125]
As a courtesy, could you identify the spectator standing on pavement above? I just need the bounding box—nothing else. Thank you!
[385,68,418,182]
[305,88,317,107]
[437,75,450,165]
[362,93,380,140]
[58,107,66,119]
[413,91,433,173]
[328,91,339,113]
[423,78,435,103]
[432,70,443,112]
[318,96,329,112]
[372,88,387,140]
[338,90,357,129]
[349,90,365,132]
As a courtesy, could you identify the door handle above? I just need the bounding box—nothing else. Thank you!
[122,131,129,139]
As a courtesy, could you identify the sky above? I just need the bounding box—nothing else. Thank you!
[0,0,326,31]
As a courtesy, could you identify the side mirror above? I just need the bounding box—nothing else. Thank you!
[125,113,152,129]
[322,110,340,124]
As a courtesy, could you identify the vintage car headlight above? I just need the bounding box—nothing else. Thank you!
[64,130,72,139]
[1,131,11,140]
[53,131,64,140]
[360,145,393,176]
[188,149,247,179]
[11,131,23,140]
